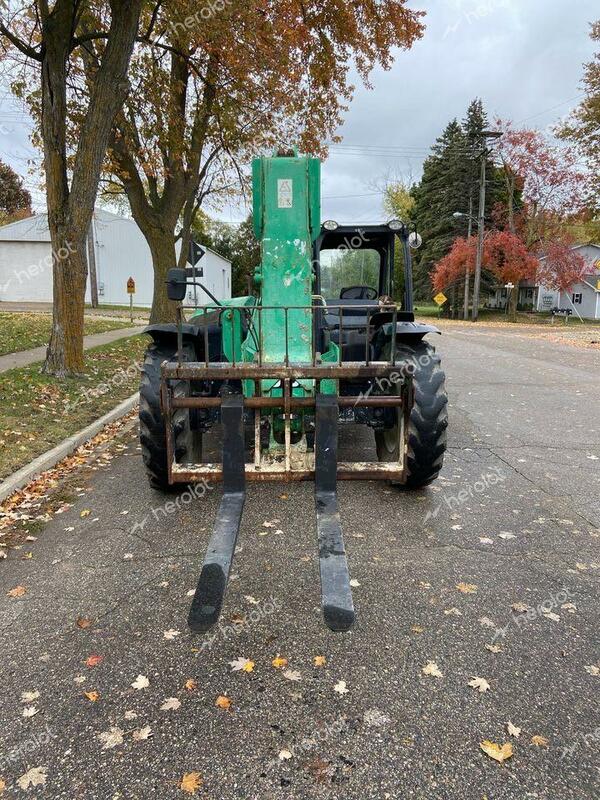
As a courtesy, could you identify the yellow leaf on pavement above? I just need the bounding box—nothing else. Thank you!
[184,679,198,692]
[215,695,232,709]
[7,585,26,598]
[180,772,203,795]
[313,656,327,667]
[531,735,549,747]
[480,740,513,763]
[272,656,288,669]
[84,691,100,702]
[456,582,478,594]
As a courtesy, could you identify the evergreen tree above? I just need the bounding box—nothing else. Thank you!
[411,99,504,300]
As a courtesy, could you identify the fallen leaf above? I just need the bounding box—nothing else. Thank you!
[479,537,494,545]
[244,595,260,605]
[185,679,198,691]
[229,657,254,673]
[422,661,443,678]
[17,767,47,790]
[98,726,124,750]
[456,582,477,594]
[76,617,93,629]
[349,578,361,587]
[132,726,153,741]
[313,656,327,667]
[278,749,293,760]
[444,607,462,616]
[84,691,100,702]
[180,772,203,795]
[584,665,600,676]
[80,509,91,518]
[7,585,26,598]
[74,676,86,685]
[163,629,180,640]
[542,611,560,622]
[272,656,288,669]
[498,532,516,540]
[215,695,232,709]
[479,616,496,628]
[485,644,503,653]
[21,690,39,703]
[507,721,521,738]
[22,706,38,718]
[283,669,301,682]
[131,675,150,690]
[85,655,103,668]
[511,602,529,614]
[0,778,5,793]
[161,697,181,711]
[469,676,491,693]
[333,680,348,695]
[531,735,549,747]
[480,740,513,763]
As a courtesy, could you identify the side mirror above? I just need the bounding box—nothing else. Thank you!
[166,268,187,301]
[408,232,423,250]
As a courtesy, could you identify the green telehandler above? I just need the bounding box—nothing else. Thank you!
[139,151,448,633]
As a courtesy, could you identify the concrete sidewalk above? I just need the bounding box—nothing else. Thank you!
[0,325,146,373]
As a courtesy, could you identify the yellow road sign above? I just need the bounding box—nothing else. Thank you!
[127,277,136,294]
[433,292,447,306]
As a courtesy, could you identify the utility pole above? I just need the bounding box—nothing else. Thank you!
[463,195,473,320]
[471,130,502,322]
[471,153,486,322]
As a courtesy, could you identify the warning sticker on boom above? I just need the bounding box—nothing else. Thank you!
[277,179,293,208]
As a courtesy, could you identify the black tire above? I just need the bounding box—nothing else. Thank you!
[375,340,448,489]
[139,340,200,491]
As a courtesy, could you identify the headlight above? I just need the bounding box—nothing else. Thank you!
[387,219,403,231]
[322,220,339,231]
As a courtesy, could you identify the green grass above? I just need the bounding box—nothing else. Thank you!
[0,312,134,356]
[85,303,150,314]
[0,334,147,480]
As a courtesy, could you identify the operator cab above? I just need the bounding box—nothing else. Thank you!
[314,223,416,359]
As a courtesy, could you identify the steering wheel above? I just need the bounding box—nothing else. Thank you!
[340,285,378,300]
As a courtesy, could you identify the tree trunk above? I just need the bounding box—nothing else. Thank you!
[43,230,88,374]
[147,230,180,323]
[38,0,141,376]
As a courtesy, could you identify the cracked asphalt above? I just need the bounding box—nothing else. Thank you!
[0,327,599,799]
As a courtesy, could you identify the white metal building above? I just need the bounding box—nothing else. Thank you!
[0,209,232,307]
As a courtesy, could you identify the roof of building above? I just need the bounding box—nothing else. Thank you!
[0,209,231,264]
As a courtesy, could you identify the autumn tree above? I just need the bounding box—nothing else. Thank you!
[0,159,31,224]
[559,20,600,207]
[0,0,143,375]
[432,231,538,322]
[495,121,588,244]
[93,0,425,322]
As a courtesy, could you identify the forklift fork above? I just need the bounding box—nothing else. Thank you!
[314,394,355,631]
[188,394,245,632]
[187,393,355,633]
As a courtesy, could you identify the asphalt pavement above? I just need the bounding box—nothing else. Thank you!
[0,327,599,799]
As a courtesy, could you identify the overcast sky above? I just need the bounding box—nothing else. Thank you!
[0,0,597,226]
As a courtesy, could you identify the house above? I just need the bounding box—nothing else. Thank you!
[0,209,232,307]
[487,244,600,319]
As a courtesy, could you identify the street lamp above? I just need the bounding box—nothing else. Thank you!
[471,130,503,322]
[452,208,476,319]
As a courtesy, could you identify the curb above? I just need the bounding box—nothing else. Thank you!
[0,392,139,504]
